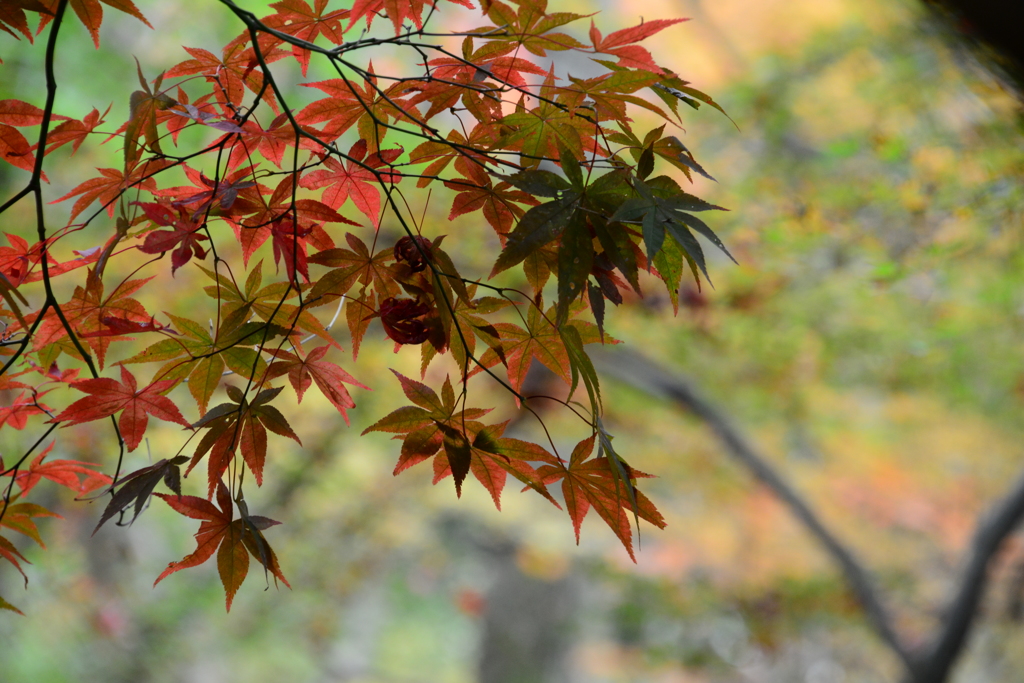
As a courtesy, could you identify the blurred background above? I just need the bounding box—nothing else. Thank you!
[1,0,1024,681]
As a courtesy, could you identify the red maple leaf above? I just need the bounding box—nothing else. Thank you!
[0,123,39,176]
[299,139,402,225]
[473,303,608,400]
[187,385,300,495]
[270,217,312,284]
[37,0,151,49]
[77,313,172,339]
[44,106,108,155]
[51,158,169,223]
[536,436,664,561]
[225,113,296,169]
[0,0,48,42]
[33,268,153,367]
[12,441,111,495]
[0,390,51,430]
[347,0,473,35]
[0,232,105,287]
[259,0,350,76]
[445,162,535,235]
[164,43,286,110]
[363,373,556,506]
[155,165,261,221]
[49,365,190,452]
[266,345,367,423]
[589,18,687,72]
[155,481,289,611]
[133,201,209,274]
[295,68,414,149]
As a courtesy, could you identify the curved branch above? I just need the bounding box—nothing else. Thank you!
[588,345,920,675]
[914,469,1024,682]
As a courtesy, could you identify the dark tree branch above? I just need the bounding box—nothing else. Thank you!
[914,468,1024,682]
[593,345,1024,682]
[589,346,919,674]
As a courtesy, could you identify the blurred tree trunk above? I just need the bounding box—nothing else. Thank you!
[923,0,1024,97]
[474,541,577,683]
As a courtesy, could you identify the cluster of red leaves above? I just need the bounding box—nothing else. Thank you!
[0,0,730,612]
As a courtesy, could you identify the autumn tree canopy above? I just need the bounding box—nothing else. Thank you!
[0,0,731,612]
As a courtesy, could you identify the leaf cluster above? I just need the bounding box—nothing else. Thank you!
[0,0,730,611]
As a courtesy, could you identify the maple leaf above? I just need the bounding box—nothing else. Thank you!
[0,498,61,548]
[204,262,338,347]
[233,175,353,268]
[363,372,492,495]
[29,270,152,370]
[270,218,312,284]
[266,345,367,423]
[432,420,560,509]
[92,455,187,532]
[536,435,664,561]
[0,531,30,581]
[155,481,289,611]
[133,201,209,274]
[78,313,172,339]
[259,0,350,76]
[564,69,666,124]
[43,106,108,155]
[412,49,547,121]
[498,67,596,162]
[0,390,49,430]
[0,98,67,125]
[409,125,497,189]
[37,0,152,49]
[588,18,687,73]
[155,165,261,221]
[33,268,153,368]
[472,302,608,401]
[446,163,536,235]
[347,0,473,35]
[0,232,105,294]
[51,158,169,223]
[121,307,290,413]
[295,69,413,151]
[0,232,52,286]
[0,123,40,176]
[225,113,296,169]
[490,188,580,276]
[165,43,286,111]
[477,0,588,57]
[299,139,403,225]
[121,60,177,163]
[187,385,300,495]
[13,441,111,495]
[308,232,399,310]
[609,175,731,283]
[49,365,190,452]
[345,292,375,360]
[0,0,51,42]
[422,284,511,375]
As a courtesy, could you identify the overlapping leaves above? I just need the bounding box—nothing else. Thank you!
[0,0,730,613]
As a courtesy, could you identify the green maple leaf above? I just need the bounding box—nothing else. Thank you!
[611,176,732,281]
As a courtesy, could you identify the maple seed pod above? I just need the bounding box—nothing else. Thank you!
[394,236,433,273]
[379,297,432,345]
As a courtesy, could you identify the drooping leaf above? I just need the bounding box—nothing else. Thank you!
[155,481,288,611]
[93,456,188,533]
